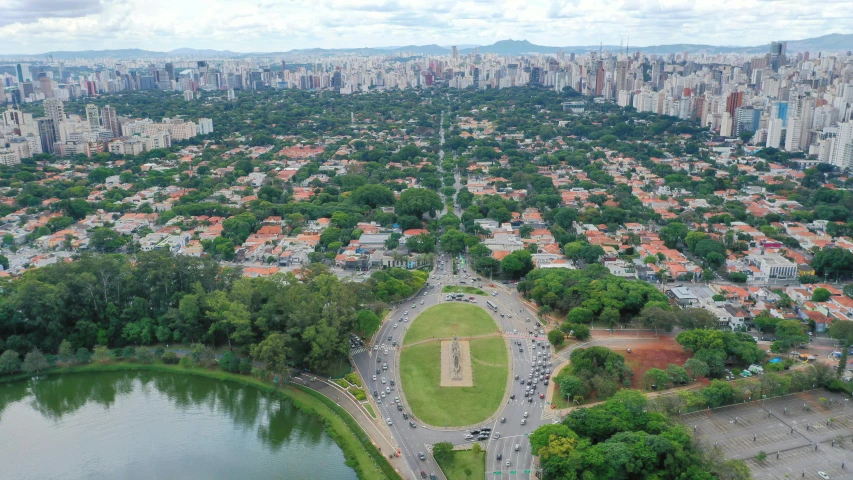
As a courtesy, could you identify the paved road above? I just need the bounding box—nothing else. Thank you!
[352,254,553,480]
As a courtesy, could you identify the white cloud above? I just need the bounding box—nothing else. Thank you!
[0,0,851,53]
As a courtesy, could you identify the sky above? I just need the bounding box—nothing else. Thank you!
[1,0,852,54]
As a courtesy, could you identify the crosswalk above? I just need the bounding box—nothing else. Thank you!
[351,346,368,355]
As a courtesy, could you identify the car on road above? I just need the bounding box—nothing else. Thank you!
[465,433,474,439]
[505,460,511,467]
[381,377,386,384]
[392,341,397,346]
[390,379,395,386]
[419,471,426,478]
[387,336,392,342]
[381,392,386,398]
[372,375,377,381]
[397,404,403,411]
[500,417,506,423]
[540,393,545,399]
[418,452,426,461]
[409,421,417,428]
[385,386,391,393]
[509,394,515,400]
[404,311,408,316]
[818,472,829,479]
[386,418,392,426]
[523,411,529,418]
[528,397,533,403]
[403,412,409,419]
[496,453,502,460]
[493,432,500,439]
[521,419,526,425]
[375,369,380,375]
[393,323,398,328]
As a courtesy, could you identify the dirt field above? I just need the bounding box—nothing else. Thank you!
[622,337,692,389]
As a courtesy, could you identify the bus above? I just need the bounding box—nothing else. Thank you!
[486,301,498,311]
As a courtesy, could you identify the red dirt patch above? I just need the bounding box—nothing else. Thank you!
[623,337,692,389]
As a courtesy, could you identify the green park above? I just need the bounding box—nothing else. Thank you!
[400,304,508,427]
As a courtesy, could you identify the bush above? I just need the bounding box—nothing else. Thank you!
[136,347,153,364]
[154,346,165,357]
[121,346,136,360]
[179,356,194,368]
[348,387,367,401]
[336,378,350,388]
[252,367,268,379]
[218,351,240,373]
[572,324,591,340]
[345,372,362,387]
[75,347,91,364]
[239,358,252,374]
[548,329,565,347]
[162,351,179,364]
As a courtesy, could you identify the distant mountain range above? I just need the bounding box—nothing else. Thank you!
[2,33,852,61]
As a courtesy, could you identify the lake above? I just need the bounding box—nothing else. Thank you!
[0,370,358,480]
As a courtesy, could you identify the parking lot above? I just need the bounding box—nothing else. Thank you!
[679,390,853,479]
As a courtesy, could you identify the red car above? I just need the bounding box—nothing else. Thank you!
[420,471,427,478]
[539,393,544,399]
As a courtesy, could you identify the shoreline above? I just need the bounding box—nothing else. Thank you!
[0,361,402,480]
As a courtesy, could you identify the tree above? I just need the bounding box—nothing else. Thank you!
[136,347,154,364]
[356,310,381,337]
[351,184,395,208]
[501,249,533,278]
[636,306,677,334]
[433,441,453,461]
[251,332,290,380]
[471,442,482,456]
[396,188,442,219]
[92,345,111,363]
[558,374,588,400]
[90,227,128,253]
[702,380,735,407]
[599,307,620,327]
[22,348,49,374]
[812,247,853,279]
[774,320,808,352]
[58,340,74,363]
[644,368,670,389]
[162,351,179,364]
[676,308,719,330]
[571,324,591,340]
[828,320,853,376]
[683,358,710,379]
[548,329,565,347]
[464,467,472,479]
[406,234,436,254]
[0,254,8,271]
[811,288,831,302]
[0,350,22,375]
[440,229,467,255]
[567,307,593,325]
[666,364,689,384]
[75,347,90,364]
[191,343,215,366]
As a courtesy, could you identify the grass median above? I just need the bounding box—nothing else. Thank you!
[404,303,498,345]
[442,285,487,296]
[435,449,486,480]
[400,336,508,427]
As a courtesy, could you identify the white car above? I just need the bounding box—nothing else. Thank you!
[818,472,829,480]
[386,418,393,426]
[381,377,386,384]
[372,375,377,381]
[394,323,398,328]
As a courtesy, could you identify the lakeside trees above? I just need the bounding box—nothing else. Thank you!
[0,250,416,375]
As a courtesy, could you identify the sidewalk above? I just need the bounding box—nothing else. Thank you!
[291,374,410,477]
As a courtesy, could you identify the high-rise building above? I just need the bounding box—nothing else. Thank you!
[720,112,733,137]
[36,118,56,154]
[101,105,120,137]
[766,118,784,148]
[165,62,175,81]
[451,46,458,59]
[15,64,23,83]
[473,68,480,89]
[725,91,744,118]
[85,104,101,132]
[769,41,787,70]
[39,76,54,98]
[830,121,853,170]
[43,99,65,142]
[735,106,760,136]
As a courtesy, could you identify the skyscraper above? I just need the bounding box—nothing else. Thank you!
[85,104,101,132]
[15,64,23,83]
[39,76,54,98]
[769,41,787,71]
[43,99,65,142]
[101,105,120,137]
[451,46,458,59]
[725,91,744,118]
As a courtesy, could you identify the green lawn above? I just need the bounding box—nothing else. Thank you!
[400,336,508,427]
[364,403,376,419]
[436,449,486,480]
[442,285,487,296]
[404,303,498,345]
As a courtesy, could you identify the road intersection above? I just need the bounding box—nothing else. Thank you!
[352,254,555,480]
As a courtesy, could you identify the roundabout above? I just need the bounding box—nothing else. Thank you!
[400,303,509,427]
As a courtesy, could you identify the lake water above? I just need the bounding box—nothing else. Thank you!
[0,370,358,480]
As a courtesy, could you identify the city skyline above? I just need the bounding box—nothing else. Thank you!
[2,0,853,55]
